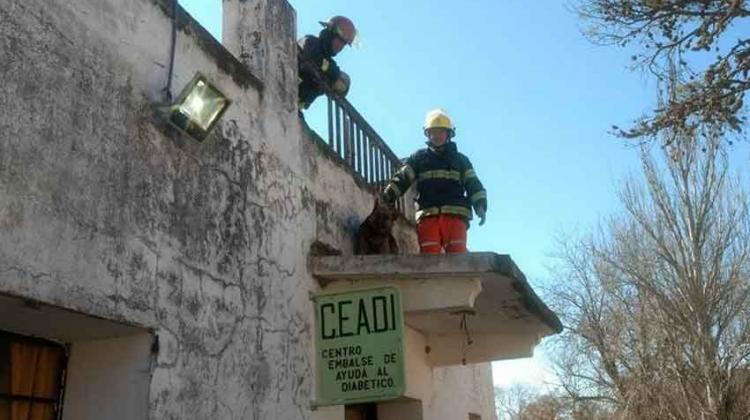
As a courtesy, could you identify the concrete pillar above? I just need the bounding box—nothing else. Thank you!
[222,0,298,109]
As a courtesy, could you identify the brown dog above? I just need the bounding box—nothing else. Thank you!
[356,199,399,255]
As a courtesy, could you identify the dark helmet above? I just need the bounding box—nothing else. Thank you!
[319,16,357,45]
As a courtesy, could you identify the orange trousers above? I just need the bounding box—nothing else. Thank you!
[416,214,468,253]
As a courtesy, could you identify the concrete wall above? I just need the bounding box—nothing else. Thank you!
[404,326,498,420]
[0,0,493,419]
[300,126,419,256]
[1,0,313,418]
[64,334,153,420]
[429,365,497,420]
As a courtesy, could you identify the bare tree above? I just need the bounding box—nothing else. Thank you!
[550,126,750,419]
[575,0,749,142]
[495,384,612,420]
[496,385,535,420]
[518,395,566,420]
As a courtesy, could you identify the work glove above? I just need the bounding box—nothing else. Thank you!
[332,71,351,97]
[377,192,395,208]
[476,206,486,226]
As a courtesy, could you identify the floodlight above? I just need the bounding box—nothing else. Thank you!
[167,73,231,141]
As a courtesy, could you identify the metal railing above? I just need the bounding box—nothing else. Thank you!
[322,93,414,221]
[298,49,414,221]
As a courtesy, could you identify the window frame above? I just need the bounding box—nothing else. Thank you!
[0,330,69,420]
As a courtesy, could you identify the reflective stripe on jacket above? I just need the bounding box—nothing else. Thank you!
[384,142,487,223]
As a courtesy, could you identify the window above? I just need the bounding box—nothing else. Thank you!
[469,413,481,420]
[0,331,67,420]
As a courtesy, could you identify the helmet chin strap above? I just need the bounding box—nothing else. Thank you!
[426,138,452,149]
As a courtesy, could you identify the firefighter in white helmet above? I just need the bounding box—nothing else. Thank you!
[298,16,357,109]
[382,109,487,253]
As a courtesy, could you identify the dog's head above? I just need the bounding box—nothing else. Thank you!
[357,198,401,255]
[367,199,399,231]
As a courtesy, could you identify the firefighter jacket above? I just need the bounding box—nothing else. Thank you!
[298,32,340,108]
[383,141,487,223]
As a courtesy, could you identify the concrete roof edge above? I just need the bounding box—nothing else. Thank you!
[310,253,563,334]
[489,254,563,334]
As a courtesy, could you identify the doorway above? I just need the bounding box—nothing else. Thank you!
[345,403,378,420]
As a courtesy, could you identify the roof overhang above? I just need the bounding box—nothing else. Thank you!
[311,252,562,366]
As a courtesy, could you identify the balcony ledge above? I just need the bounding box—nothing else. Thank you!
[311,252,562,366]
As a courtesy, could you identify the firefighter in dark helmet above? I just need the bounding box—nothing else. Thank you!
[298,16,357,110]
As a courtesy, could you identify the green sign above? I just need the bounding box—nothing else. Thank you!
[313,287,405,406]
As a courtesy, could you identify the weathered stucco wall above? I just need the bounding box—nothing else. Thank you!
[300,126,419,256]
[0,0,493,419]
[404,326,498,420]
[221,0,419,257]
[430,364,498,420]
[1,0,314,418]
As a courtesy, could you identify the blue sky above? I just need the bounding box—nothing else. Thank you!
[181,0,651,278]
[178,0,747,388]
